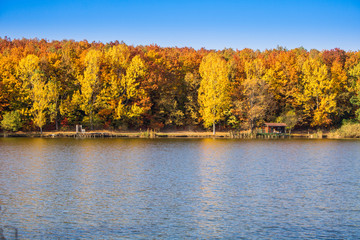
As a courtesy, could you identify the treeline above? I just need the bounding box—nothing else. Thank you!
[0,37,359,132]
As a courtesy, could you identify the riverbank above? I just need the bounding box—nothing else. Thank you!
[0,130,344,139]
[0,130,230,138]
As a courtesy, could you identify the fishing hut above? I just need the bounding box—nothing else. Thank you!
[261,123,287,134]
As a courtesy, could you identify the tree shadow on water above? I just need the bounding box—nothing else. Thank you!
[0,206,18,240]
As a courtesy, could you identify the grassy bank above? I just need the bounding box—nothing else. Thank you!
[1,127,360,139]
[328,123,360,138]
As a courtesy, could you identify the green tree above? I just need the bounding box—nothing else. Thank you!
[198,53,231,134]
[1,111,22,132]
[276,110,299,134]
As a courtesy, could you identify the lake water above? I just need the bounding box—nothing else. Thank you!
[0,138,359,239]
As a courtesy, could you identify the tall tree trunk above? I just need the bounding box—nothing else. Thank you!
[90,110,93,130]
[250,120,254,133]
[213,120,215,135]
[212,105,216,135]
[55,114,59,131]
[55,104,60,131]
[55,99,60,131]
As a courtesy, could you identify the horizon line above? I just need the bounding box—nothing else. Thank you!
[2,36,358,52]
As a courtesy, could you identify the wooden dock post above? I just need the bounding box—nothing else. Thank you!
[76,125,83,134]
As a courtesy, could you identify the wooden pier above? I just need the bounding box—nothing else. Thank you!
[47,132,116,138]
[256,133,290,138]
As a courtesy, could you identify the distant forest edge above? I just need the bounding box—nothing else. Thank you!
[0,37,360,134]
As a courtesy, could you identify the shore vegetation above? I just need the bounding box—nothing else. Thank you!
[0,38,359,135]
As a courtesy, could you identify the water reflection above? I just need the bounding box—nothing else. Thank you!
[192,139,230,237]
[0,138,359,239]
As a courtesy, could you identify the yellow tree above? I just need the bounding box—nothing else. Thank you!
[115,55,147,121]
[98,54,147,128]
[0,53,11,116]
[106,44,130,76]
[42,52,62,130]
[78,49,102,129]
[349,62,360,121]
[243,59,274,132]
[31,78,51,133]
[297,57,336,127]
[96,45,130,127]
[18,54,51,133]
[102,44,131,107]
[330,59,351,121]
[198,52,231,134]
[264,50,303,110]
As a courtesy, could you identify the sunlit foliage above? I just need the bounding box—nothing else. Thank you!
[198,52,231,133]
[0,38,359,132]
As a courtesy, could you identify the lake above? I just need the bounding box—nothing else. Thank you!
[0,138,359,239]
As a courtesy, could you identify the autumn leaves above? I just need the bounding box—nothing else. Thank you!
[0,38,359,132]
[198,49,360,133]
[198,53,231,134]
[18,55,57,133]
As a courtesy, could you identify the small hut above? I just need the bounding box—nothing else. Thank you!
[261,123,287,134]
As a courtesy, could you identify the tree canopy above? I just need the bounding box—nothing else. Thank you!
[198,52,231,134]
[0,38,359,132]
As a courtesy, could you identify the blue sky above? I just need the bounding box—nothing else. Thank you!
[0,0,359,50]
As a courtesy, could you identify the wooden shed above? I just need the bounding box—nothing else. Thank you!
[262,123,287,134]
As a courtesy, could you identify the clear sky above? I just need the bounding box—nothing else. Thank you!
[1,0,359,51]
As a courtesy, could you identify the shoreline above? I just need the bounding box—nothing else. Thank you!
[0,130,355,139]
[0,131,231,139]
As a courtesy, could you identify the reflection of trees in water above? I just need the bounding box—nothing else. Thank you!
[0,228,5,240]
[0,226,18,240]
[0,206,18,240]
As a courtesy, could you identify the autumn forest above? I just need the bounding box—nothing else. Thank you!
[0,37,360,133]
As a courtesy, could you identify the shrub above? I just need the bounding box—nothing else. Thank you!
[81,115,102,129]
[139,129,156,138]
[1,111,22,132]
[328,122,360,138]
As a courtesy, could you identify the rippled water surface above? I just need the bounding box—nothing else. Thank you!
[0,138,360,239]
